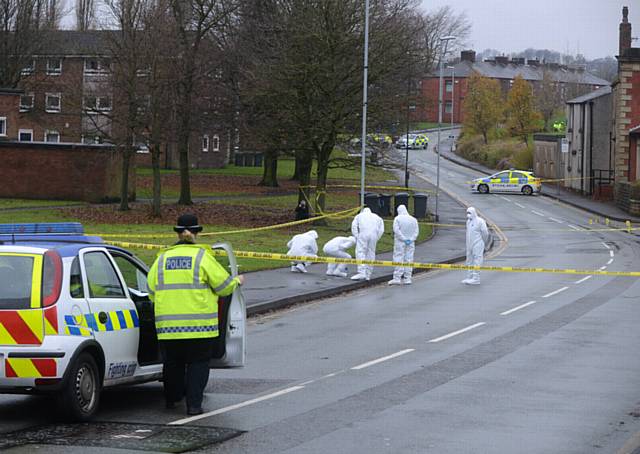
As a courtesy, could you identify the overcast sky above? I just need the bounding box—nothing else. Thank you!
[421,0,639,59]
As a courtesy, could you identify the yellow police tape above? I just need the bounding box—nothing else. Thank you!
[103,240,640,277]
[91,206,362,239]
[301,184,435,194]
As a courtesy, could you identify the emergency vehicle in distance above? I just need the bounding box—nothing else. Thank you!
[0,223,246,420]
[470,170,541,195]
[395,133,429,150]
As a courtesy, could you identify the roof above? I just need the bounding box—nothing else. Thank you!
[566,85,612,104]
[432,60,610,86]
[35,30,115,56]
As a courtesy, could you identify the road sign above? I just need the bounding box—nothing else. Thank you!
[561,138,569,153]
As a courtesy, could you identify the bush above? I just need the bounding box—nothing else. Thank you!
[511,145,534,170]
[455,134,532,170]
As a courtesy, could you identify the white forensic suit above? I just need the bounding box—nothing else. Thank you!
[287,230,319,273]
[323,236,356,278]
[463,207,490,285]
[389,205,419,285]
[350,207,385,281]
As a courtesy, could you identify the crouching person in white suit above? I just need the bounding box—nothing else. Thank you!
[287,230,319,273]
[323,236,356,278]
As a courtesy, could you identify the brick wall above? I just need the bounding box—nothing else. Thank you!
[418,77,468,124]
[0,91,21,138]
[0,142,134,202]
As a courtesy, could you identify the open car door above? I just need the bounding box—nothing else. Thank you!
[210,242,246,368]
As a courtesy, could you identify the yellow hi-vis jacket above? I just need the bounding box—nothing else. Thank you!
[147,243,240,340]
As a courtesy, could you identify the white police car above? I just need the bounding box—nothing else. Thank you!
[0,223,245,420]
[470,170,541,195]
[396,133,429,150]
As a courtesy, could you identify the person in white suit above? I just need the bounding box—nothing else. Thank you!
[388,205,419,285]
[462,207,489,285]
[323,236,356,278]
[350,207,384,281]
[287,230,319,273]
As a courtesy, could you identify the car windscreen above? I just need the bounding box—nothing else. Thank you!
[0,255,35,309]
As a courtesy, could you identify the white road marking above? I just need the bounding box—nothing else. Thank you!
[428,322,486,343]
[514,202,525,208]
[501,301,537,316]
[602,242,611,250]
[567,224,582,231]
[542,287,569,298]
[610,250,614,257]
[169,385,306,425]
[548,217,564,224]
[500,196,511,202]
[351,349,415,370]
[531,210,546,217]
[607,258,614,265]
[575,275,592,284]
[600,266,607,270]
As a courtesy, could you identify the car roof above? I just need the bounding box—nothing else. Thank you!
[0,223,106,258]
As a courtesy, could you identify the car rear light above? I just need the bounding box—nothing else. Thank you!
[42,250,63,307]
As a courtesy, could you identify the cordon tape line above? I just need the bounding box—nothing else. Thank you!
[102,240,640,277]
[91,206,362,239]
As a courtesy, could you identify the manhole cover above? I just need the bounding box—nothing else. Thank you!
[0,422,243,453]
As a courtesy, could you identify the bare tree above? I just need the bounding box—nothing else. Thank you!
[168,0,241,205]
[420,6,471,73]
[76,0,95,30]
[42,0,67,29]
[536,69,562,131]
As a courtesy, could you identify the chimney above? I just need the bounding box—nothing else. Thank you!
[511,57,525,65]
[526,58,540,66]
[460,50,476,63]
[495,56,509,65]
[620,6,632,56]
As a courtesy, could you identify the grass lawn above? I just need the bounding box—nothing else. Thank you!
[0,204,432,272]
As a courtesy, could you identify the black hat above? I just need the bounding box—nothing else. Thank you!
[174,213,203,233]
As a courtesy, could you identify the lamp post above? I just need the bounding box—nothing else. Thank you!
[447,65,455,129]
[359,0,370,207]
[435,35,455,222]
[404,75,410,188]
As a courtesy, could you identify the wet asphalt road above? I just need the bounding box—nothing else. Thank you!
[2,133,640,453]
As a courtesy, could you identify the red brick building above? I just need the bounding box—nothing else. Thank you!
[418,50,610,124]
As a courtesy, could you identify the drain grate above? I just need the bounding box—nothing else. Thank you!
[0,422,243,453]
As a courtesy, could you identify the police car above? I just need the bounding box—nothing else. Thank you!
[470,170,541,195]
[0,223,246,420]
[395,133,429,150]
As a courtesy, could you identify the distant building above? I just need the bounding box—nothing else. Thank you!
[418,50,610,124]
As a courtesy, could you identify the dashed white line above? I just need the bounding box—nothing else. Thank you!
[501,301,537,316]
[609,250,614,257]
[514,202,525,208]
[169,385,305,425]
[567,224,583,231]
[600,266,607,270]
[575,275,592,284]
[500,196,511,202]
[542,287,569,298]
[548,217,564,224]
[531,210,546,217]
[428,322,486,343]
[602,242,611,250]
[351,349,415,370]
[607,258,614,265]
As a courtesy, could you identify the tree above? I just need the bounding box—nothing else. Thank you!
[419,5,471,73]
[506,75,541,144]
[462,72,503,144]
[75,0,95,30]
[536,70,561,131]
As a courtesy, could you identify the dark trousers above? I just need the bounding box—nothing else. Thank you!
[159,338,214,409]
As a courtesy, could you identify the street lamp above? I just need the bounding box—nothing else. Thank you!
[446,65,455,129]
[404,72,411,188]
[435,35,456,222]
[359,0,370,208]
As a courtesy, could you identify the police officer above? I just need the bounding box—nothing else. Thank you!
[147,213,244,415]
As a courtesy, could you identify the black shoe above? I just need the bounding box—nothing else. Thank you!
[187,406,204,416]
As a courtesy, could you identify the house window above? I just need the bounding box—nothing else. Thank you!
[84,58,110,74]
[202,135,209,152]
[19,93,34,111]
[21,60,35,75]
[84,96,112,112]
[212,134,220,152]
[46,58,62,75]
[45,130,60,143]
[18,129,33,142]
[445,101,453,114]
[0,117,6,136]
[445,80,453,92]
[45,93,61,113]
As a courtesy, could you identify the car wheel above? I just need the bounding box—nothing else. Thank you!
[58,352,101,421]
[522,185,533,196]
[478,184,489,194]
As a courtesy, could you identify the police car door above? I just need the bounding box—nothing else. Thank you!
[79,248,140,381]
[209,243,246,368]
[490,171,510,193]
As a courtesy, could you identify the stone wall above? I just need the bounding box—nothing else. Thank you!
[0,141,134,202]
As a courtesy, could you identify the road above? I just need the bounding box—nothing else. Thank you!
[2,132,640,453]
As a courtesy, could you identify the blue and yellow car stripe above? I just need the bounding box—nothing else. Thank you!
[64,309,139,337]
